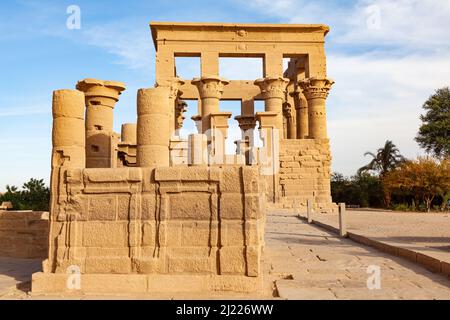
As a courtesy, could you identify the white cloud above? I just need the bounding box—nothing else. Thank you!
[81,24,154,71]
[327,52,450,175]
[232,0,450,175]
[339,0,450,50]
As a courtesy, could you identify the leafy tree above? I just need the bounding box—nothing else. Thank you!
[331,172,383,208]
[0,178,50,211]
[0,185,22,209]
[358,140,405,177]
[415,87,450,158]
[21,178,50,211]
[383,157,450,212]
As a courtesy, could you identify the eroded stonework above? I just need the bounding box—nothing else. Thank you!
[33,21,335,295]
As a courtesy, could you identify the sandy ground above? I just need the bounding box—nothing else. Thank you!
[311,210,450,262]
[1,209,449,300]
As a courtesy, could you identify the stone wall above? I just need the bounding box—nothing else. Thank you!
[38,165,266,293]
[278,139,335,212]
[0,211,49,259]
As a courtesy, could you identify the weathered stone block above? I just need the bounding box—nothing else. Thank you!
[220,194,244,220]
[168,257,214,274]
[181,221,218,247]
[85,257,132,274]
[141,194,156,220]
[169,193,212,220]
[88,196,116,221]
[220,247,246,275]
[142,222,155,246]
[82,222,128,247]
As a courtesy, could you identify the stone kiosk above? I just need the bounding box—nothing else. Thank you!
[32,22,335,295]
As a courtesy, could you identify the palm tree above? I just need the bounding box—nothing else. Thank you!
[358,140,405,177]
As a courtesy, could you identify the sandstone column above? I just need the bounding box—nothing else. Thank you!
[188,134,208,166]
[254,77,289,139]
[76,78,126,168]
[175,100,188,137]
[283,102,296,139]
[255,111,279,202]
[192,76,229,135]
[209,112,232,165]
[121,123,137,145]
[235,115,257,165]
[156,77,184,138]
[137,87,170,167]
[52,90,86,168]
[291,87,309,139]
[191,115,203,134]
[299,78,334,139]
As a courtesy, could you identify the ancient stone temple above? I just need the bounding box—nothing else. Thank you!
[32,22,334,294]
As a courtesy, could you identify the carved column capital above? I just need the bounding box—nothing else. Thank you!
[76,78,126,108]
[254,77,289,100]
[235,115,257,132]
[298,77,334,100]
[175,100,188,130]
[156,77,185,99]
[192,75,229,99]
[283,102,293,119]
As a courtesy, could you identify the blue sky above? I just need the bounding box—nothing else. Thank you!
[1,0,449,190]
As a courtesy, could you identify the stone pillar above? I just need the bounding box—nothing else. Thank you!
[291,88,309,139]
[121,123,137,145]
[175,100,188,136]
[76,78,126,168]
[255,112,279,202]
[192,76,229,135]
[235,115,257,165]
[338,203,347,237]
[283,102,296,139]
[209,112,232,165]
[136,87,170,167]
[188,134,208,166]
[52,90,86,169]
[299,78,334,139]
[191,115,202,134]
[156,77,184,138]
[254,77,289,139]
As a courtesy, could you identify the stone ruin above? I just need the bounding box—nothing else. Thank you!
[32,22,335,295]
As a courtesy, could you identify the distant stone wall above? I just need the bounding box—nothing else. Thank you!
[0,211,49,259]
[278,139,336,212]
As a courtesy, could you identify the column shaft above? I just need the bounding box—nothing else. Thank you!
[192,76,229,135]
[299,78,334,139]
[254,77,289,139]
[76,78,126,168]
[52,90,86,168]
[137,87,170,167]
